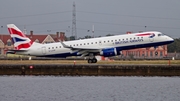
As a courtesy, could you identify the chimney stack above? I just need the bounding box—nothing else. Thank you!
[60,32,65,42]
[126,32,131,34]
[30,31,33,36]
[30,31,33,38]
[56,32,59,41]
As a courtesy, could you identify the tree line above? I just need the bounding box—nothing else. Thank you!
[168,38,180,53]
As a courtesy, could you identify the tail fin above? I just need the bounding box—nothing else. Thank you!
[7,24,33,50]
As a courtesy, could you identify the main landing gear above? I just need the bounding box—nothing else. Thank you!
[87,53,97,63]
[88,58,97,63]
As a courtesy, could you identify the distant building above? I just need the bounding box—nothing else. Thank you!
[121,46,167,59]
[0,31,65,55]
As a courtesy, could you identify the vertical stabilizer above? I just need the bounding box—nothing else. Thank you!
[7,24,33,50]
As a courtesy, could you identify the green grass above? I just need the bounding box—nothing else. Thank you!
[0,60,179,65]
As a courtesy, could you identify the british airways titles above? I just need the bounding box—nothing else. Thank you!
[114,38,144,45]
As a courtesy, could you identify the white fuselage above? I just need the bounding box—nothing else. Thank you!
[16,31,174,57]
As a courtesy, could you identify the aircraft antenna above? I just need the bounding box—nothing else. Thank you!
[72,1,77,40]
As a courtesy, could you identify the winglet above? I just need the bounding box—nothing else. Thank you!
[60,41,73,49]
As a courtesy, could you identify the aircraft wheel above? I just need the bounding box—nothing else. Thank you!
[92,58,97,63]
[88,59,92,63]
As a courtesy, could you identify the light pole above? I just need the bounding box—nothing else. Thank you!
[1,26,3,55]
[47,30,51,34]
[1,26,3,40]
[1,26,3,34]
[66,26,70,36]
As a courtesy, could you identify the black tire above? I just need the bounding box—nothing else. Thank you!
[88,59,92,63]
[92,58,97,63]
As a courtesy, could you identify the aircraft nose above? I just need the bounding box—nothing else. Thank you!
[170,37,174,41]
[168,36,174,43]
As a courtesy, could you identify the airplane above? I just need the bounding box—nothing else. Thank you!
[7,24,174,63]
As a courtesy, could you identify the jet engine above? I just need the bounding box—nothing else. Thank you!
[100,48,121,57]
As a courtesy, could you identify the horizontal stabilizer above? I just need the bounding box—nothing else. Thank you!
[6,50,28,54]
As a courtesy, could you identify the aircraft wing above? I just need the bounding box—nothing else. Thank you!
[60,41,113,50]
[60,41,103,57]
[60,41,101,50]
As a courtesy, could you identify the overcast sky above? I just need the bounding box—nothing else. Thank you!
[0,0,180,38]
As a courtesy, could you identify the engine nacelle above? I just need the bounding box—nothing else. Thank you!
[100,48,121,57]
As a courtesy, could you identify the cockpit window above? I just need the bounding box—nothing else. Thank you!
[158,34,165,36]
